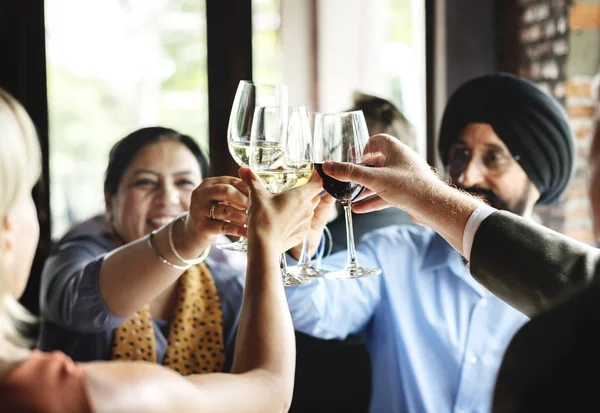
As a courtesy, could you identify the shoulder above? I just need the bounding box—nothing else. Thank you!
[55,231,114,253]
[42,232,113,280]
[0,351,92,412]
[3,350,82,381]
[47,232,114,266]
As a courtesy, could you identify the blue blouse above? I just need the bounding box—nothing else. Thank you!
[37,232,246,369]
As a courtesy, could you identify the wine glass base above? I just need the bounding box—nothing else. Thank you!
[325,266,381,280]
[282,274,314,287]
[216,239,248,252]
[285,265,328,278]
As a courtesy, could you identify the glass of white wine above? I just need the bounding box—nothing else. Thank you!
[217,80,288,252]
[249,105,314,286]
[283,107,328,279]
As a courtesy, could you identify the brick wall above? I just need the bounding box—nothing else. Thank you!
[513,0,600,244]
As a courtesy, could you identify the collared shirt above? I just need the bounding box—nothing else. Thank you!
[286,224,528,413]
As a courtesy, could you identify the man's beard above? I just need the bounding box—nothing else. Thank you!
[458,185,529,216]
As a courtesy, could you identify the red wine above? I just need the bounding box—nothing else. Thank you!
[314,162,365,204]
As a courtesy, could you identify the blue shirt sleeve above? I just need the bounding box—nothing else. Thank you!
[39,235,128,333]
[284,233,327,265]
[284,238,382,339]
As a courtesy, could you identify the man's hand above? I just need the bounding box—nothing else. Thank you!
[322,134,483,255]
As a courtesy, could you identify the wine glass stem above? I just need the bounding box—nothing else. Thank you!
[298,230,311,266]
[343,204,360,269]
[280,252,289,274]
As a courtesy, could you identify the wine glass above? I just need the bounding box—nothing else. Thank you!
[249,105,314,286]
[217,80,288,252]
[313,110,382,279]
[284,108,328,280]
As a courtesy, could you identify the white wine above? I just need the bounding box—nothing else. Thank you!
[229,140,284,168]
[256,165,313,194]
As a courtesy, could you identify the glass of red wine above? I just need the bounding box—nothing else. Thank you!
[313,110,382,279]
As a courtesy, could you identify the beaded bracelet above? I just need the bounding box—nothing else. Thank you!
[168,212,211,266]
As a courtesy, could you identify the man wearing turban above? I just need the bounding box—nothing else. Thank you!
[438,73,573,216]
[283,73,575,413]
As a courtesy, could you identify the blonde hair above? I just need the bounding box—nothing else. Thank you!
[0,88,41,362]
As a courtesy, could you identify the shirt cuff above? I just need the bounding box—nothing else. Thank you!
[462,204,496,262]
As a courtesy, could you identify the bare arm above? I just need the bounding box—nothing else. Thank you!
[84,362,291,413]
[84,169,322,413]
[99,177,249,316]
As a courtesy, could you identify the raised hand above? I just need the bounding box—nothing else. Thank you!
[322,134,442,217]
[240,168,322,254]
[178,176,250,255]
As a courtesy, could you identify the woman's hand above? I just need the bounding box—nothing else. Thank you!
[239,168,323,254]
[176,176,250,258]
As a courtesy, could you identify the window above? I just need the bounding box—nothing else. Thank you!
[315,0,427,155]
[252,0,284,85]
[252,0,426,154]
[45,0,208,238]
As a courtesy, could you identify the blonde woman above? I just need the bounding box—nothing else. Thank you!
[0,88,323,413]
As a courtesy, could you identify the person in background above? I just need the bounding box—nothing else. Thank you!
[288,73,575,413]
[324,130,600,412]
[0,86,323,413]
[327,92,417,254]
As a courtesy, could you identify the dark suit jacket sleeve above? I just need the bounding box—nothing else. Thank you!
[469,210,600,317]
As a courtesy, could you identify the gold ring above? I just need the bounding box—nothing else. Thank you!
[209,202,217,220]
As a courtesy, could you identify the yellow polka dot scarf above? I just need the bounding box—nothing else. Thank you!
[110,263,225,375]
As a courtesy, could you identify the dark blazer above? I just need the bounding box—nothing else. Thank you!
[470,211,600,412]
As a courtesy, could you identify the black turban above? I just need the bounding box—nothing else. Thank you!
[438,73,574,205]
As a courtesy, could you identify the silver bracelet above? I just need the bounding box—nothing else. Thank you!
[147,229,191,271]
[168,212,211,266]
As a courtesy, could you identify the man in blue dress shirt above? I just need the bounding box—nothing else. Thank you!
[286,73,575,413]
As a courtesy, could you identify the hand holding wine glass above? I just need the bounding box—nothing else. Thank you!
[321,133,442,216]
[249,106,316,286]
[313,110,382,279]
[240,167,323,254]
[217,80,288,252]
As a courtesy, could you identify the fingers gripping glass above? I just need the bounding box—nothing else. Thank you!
[249,106,314,287]
[217,80,288,252]
[313,110,382,279]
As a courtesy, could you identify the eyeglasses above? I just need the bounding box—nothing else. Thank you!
[447,143,520,177]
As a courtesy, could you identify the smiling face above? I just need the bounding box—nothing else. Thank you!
[105,139,202,243]
[447,123,540,217]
